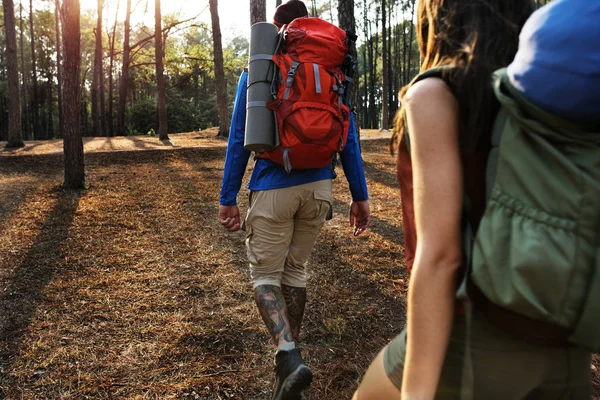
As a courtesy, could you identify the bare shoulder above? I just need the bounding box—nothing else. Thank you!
[404,77,457,110]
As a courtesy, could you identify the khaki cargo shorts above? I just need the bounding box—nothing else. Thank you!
[244,179,333,288]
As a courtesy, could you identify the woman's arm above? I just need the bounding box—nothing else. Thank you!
[401,77,463,400]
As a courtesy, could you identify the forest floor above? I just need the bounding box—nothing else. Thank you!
[0,130,598,399]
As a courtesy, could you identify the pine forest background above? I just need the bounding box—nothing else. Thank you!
[0,0,551,142]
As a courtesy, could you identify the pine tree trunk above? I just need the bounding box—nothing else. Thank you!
[98,8,107,138]
[117,0,131,136]
[91,26,100,136]
[91,0,104,136]
[46,72,54,138]
[209,0,229,137]
[362,0,369,127]
[19,1,30,140]
[380,0,389,130]
[62,0,85,189]
[29,0,42,139]
[155,0,168,140]
[107,0,119,137]
[387,1,395,117]
[250,0,266,25]
[3,0,24,148]
[54,0,64,136]
[337,0,360,135]
[405,0,415,84]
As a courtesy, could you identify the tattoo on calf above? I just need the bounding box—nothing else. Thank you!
[254,285,294,345]
[282,284,307,344]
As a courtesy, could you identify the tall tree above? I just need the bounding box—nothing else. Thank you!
[338,0,360,132]
[54,0,64,135]
[107,0,120,137]
[92,0,106,136]
[154,0,168,139]
[3,0,24,147]
[209,0,229,137]
[19,0,30,140]
[405,0,416,85]
[29,0,41,139]
[117,0,131,136]
[62,0,85,188]
[380,0,389,130]
[250,0,266,25]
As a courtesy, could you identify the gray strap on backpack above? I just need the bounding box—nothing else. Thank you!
[284,61,300,100]
[282,148,292,173]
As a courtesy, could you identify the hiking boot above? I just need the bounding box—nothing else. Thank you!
[272,348,313,400]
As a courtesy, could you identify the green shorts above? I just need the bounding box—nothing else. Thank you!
[383,310,591,399]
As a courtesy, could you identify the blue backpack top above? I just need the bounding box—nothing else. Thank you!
[507,0,600,125]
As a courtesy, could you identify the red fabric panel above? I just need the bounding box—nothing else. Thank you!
[396,136,417,273]
[285,18,347,68]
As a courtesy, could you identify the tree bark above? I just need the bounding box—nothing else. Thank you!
[380,0,389,130]
[405,0,415,84]
[155,0,168,139]
[250,0,266,25]
[46,71,54,138]
[209,0,229,137]
[361,0,369,127]
[117,0,131,136]
[29,0,41,139]
[62,0,85,188]
[107,0,120,137]
[387,1,395,118]
[19,1,30,140]
[338,0,360,134]
[3,0,24,147]
[91,0,105,136]
[54,0,64,136]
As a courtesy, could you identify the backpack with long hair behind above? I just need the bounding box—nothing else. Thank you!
[469,69,600,351]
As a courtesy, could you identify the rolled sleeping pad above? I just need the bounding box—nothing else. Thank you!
[245,22,279,153]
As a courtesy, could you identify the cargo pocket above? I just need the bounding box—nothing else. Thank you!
[313,190,333,222]
[245,224,261,265]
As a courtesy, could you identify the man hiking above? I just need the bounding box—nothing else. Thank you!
[218,1,370,399]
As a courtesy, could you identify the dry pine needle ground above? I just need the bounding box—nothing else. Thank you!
[0,131,598,399]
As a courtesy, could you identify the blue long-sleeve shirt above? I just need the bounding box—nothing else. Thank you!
[220,71,369,206]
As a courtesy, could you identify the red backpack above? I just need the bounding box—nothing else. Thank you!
[260,18,352,172]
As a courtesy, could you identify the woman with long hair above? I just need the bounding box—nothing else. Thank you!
[352,1,589,399]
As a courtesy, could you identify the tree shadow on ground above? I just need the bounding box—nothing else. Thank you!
[361,160,399,190]
[0,188,82,390]
[0,180,36,229]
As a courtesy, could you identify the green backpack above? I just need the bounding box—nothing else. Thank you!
[470,68,600,351]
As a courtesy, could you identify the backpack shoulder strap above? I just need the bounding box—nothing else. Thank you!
[409,66,452,86]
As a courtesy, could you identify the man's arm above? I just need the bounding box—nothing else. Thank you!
[219,72,251,231]
[340,114,370,235]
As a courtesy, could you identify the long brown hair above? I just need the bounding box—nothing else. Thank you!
[391,0,534,153]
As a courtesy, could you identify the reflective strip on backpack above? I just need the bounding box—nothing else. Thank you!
[313,64,322,94]
[284,61,301,100]
[334,75,344,107]
[282,148,292,173]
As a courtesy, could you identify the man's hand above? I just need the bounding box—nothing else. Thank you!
[219,205,241,232]
[349,200,370,236]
